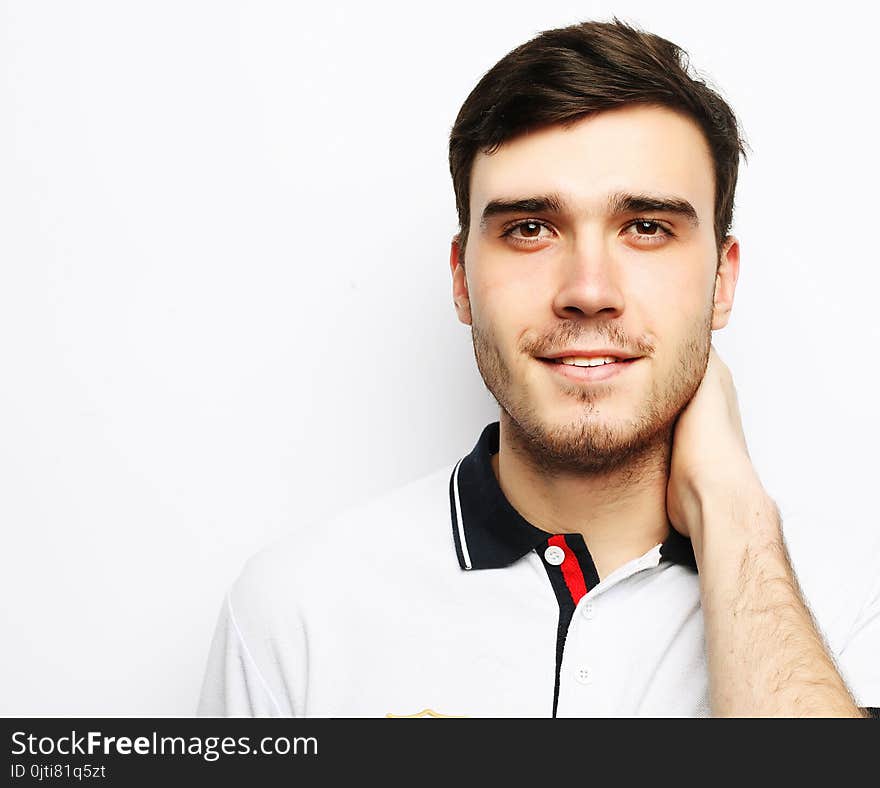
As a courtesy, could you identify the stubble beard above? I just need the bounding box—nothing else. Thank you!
[470,305,713,479]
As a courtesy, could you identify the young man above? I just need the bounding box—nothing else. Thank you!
[197,18,878,718]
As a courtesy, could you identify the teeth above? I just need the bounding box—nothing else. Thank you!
[556,356,619,367]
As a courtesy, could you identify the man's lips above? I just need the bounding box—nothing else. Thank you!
[537,356,639,383]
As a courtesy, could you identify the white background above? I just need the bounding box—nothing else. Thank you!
[2,0,878,715]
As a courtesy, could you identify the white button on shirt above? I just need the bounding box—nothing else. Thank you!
[574,666,593,685]
[544,546,565,565]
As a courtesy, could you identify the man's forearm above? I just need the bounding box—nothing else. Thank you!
[690,477,862,717]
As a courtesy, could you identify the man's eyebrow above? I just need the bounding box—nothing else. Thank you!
[478,191,700,229]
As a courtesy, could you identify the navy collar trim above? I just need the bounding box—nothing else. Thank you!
[449,421,697,572]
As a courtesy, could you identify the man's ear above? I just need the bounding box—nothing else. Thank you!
[712,236,740,330]
[450,234,472,326]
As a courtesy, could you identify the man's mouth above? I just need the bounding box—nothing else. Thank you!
[537,356,639,383]
[542,355,634,368]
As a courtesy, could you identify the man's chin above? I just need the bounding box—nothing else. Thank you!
[510,395,654,441]
[513,407,628,444]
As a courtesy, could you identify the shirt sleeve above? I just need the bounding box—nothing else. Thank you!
[836,568,880,710]
[196,592,285,717]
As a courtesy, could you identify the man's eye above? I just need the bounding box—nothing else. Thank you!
[501,220,553,243]
[624,219,674,244]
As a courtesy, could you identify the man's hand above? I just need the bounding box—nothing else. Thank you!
[665,343,760,540]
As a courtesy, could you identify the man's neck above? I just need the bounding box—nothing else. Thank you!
[489,422,673,581]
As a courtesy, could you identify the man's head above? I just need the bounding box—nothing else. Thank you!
[447,18,748,476]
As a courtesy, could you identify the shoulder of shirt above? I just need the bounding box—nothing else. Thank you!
[227,460,459,612]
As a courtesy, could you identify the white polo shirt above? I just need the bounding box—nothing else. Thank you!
[197,421,880,717]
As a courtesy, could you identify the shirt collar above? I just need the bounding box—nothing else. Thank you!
[449,421,697,572]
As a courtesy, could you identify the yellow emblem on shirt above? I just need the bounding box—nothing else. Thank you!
[385,708,467,718]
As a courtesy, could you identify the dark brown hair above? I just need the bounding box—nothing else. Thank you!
[448,17,750,267]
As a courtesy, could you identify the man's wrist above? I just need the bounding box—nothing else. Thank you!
[687,469,782,564]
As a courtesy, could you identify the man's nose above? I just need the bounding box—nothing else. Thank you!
[550,233,625,320]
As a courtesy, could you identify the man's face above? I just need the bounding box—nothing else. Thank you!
[451,104,739,475]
